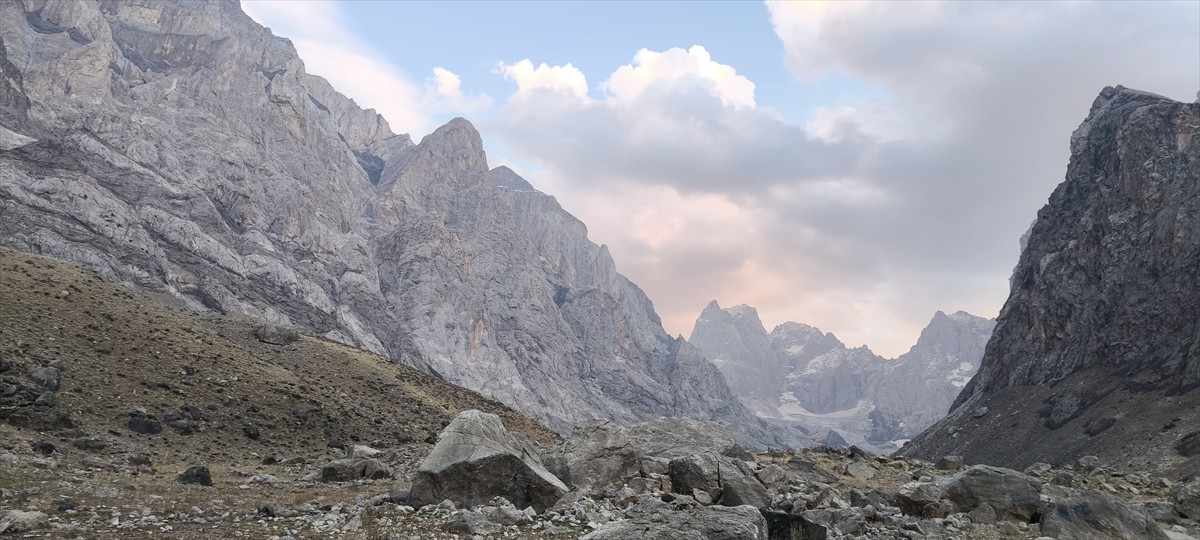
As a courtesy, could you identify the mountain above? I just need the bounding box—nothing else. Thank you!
[687,301,786,416]
[0,0,805,450]
[689,302,993,449]
[900,86,1200,479]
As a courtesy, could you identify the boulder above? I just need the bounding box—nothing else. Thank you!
[27,366,60,391]
[582,495,767,540]
[897,482,942,517]
[546,417,745,494]
[409,410,566,512]
[0,510,48,533]
[669,454,770,510]
[1173,478,1200,519]
[320,458,391,482]
[254,325,298,345]
[943,465,1040,521]
[1040,490,1168,539]
[177,465,212,486]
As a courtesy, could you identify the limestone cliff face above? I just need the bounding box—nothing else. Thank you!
[0,0,805,450]
[901,87,1200,478]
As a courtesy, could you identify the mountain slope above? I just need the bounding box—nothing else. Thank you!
[688,301,786,416]
[901,86,1200,478]
[0,0,803,449]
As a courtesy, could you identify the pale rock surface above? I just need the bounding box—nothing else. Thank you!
[408,410,567,512]
[0,0,806,451]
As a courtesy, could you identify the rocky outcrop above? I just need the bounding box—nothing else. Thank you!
[0,0,803,450]
[690,304,992,449]
[409,410,567,512]
[900,87,1200,478]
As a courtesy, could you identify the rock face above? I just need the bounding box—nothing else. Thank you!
[0,0,802,450]
[901,87,1200,478]
[409,410,567,512]
[691,303,992,449]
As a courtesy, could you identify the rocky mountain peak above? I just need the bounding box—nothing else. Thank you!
[490,166,537,192]
[901,87,1200,477]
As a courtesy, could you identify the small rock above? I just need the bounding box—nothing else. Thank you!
[243,424,261,440]
[971,406,989,418]
[27,366,61,391]
[1173,478,1200,519]
[30,441,55,456]
[177,465,213,486]
[936,456,964,471]
[128,417,163,435]
[248,474,280,485]
[81,456,113,469]
[255,325,299,345]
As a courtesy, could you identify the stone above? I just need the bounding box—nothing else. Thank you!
[128,417,163,435]
[320,459,392,482]
[669,454,770,510]
[582,495,768,540]
[177,465,213,486]
[27,366,60,391]
[409,410,566,512]
[1040,490,1168,539]
[254,325,299,345]
[897,482,942,517]
[943,465,1041,522]
[1172,479,1200,519]
[968,502,997,525]
[0,510,48,533]
[764,511,828,540]
[936,455,964,471]
[843,462,876,480]
[441,510,502,535]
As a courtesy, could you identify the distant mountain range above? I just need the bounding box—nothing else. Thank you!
[689,301,994,450]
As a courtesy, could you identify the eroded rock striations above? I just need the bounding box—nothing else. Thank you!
[0,0,803,449]
[901,86,1200,478]
[690,302,992,449]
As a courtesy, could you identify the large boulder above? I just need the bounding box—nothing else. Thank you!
[582,494,767,540]
[1040,490,1168,539]
[943,465,1041,522]
[669,454,769,510]
[896,482,944,517]
[409,410,567,512]
[1173,478,1200,520]
[546,418,747,494]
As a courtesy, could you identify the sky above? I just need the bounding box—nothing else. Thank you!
[243,0,1200,357]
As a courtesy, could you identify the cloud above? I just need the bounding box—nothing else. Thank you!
[425,67,493,113]
[494,48,870,197]
[605,46,757,108]
[495,59,590,99]
[492,3,1199,356]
